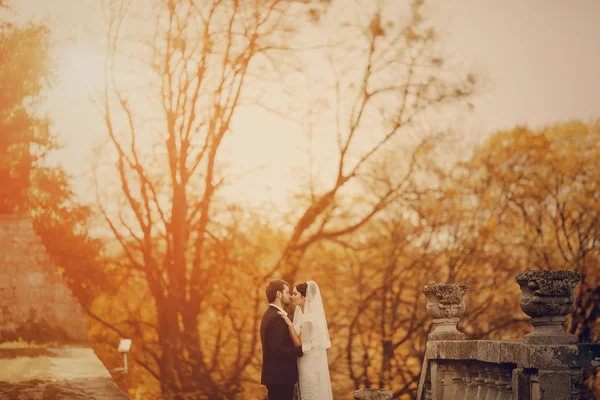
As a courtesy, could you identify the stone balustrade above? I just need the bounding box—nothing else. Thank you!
[416,270,600,400]
[353,388,393,399]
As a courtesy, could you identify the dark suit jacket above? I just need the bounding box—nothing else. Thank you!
[260,305,303,387]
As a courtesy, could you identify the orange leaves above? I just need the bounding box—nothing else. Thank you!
[465,120,599,271]
[0,22,55,214]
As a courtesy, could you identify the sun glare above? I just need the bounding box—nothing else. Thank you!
[55,45,104,98]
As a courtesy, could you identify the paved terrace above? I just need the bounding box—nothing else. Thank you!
[0,345,130,399]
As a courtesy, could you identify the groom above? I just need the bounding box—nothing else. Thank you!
[260,279,304,400]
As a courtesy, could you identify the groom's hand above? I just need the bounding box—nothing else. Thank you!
[268,318,303,358]
[277,311,293,326]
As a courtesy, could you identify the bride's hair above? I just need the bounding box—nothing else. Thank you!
[295,282,308,297]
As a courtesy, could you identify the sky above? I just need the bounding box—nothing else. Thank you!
[10,0,600,206]
[431,0,599,132]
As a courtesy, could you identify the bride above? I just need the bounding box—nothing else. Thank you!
[278,281,333,400]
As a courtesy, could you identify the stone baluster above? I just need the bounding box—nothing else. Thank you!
[353,388,393,400]
[569,369,580,400]
[463,367,480,399]
[481,366,498,400]
[423,384,433,400]
[422,283,469,341]
[451,364,468,400]
[498,369,512,400]
[440,365,456,399]
[473,370,486,399]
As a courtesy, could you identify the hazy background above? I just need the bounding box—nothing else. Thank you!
[14,0,600,204]
[2,1,599,398]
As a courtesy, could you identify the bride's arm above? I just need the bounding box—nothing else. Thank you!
[278,312,302,347]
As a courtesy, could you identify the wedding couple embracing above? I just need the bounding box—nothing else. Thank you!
[260,279,333,400]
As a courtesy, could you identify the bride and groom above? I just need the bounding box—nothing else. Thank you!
[260,279,333,400]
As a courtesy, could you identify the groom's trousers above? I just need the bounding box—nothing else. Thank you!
[267,384,294,400]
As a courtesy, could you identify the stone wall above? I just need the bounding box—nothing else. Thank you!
[0,214,88,343]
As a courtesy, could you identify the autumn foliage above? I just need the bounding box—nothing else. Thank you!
[0,0,598,399]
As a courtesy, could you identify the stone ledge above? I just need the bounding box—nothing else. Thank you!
[425,340,600,370]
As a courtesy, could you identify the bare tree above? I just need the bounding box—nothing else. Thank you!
[95,0,328,398]
[93,0,476,398]
[270,0,477,284]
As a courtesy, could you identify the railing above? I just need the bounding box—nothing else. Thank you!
[352,270,599,400]
[415,270,600,400]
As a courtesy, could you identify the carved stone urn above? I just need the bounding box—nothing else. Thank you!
[422,283,469,340]
[515,270,580,345]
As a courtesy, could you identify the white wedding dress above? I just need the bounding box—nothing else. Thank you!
[293,281,333,400]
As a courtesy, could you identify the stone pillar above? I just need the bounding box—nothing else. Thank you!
[422,283,469,341]
[515,270,579,345]
[516,270,582,399]
[353,389,393,400]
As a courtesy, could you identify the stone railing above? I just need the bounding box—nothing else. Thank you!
[353,388,393,399]
[416,270,600,400]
